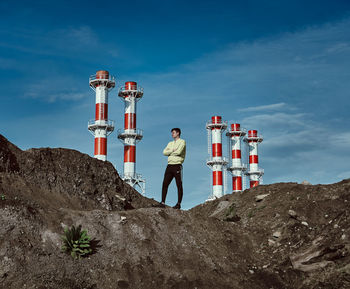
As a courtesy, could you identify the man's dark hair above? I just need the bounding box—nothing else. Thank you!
[171,128,181,136]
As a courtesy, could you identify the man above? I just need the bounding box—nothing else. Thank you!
[160,128,186,209]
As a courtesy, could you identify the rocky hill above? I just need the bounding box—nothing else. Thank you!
[0,134,349,289]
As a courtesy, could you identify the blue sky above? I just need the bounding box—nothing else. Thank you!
[1,0,350,209]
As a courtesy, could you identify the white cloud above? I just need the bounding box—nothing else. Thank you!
[238,102,286,112]
[0,25,119,58]
[333,132,350,148]
[239,112,308,129]
[24,75,89,102]
[63,26,97,46]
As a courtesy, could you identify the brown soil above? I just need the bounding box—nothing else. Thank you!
[1,134,349,289]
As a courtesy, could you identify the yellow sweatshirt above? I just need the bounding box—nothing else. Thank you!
[163,138,186,165]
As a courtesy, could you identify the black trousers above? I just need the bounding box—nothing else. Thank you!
[161,164,183,204]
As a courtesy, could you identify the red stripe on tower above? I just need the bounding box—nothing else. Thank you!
[212,143,222,157]
[94,137,107,155]
[232,149,241,159]
[233,176,242,191]
[213,171,223,186]
[95,103,108,120]
[250,181,259,187]
[124,113,136,129]
[124,146,136,162]
[249,155,259,163]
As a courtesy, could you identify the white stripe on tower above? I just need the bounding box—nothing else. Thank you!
[226,123,246,192]
[245,129,263,188]
[88,70,115,161]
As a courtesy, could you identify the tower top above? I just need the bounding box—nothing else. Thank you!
[245,129,263,143]
[125,81,137,90]
[89,70,116,89]
[96,70,109,79]
[212,116,222,124]
[206,115,227,130]
[231,123,240,131]
[118,81,144,99]
[226,123,246,137]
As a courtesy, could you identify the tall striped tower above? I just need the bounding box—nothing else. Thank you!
[244,130,264,188]
[226,123,247,192]
[206,116,228,200]
[117,81,145,194]
[88,70,115,161]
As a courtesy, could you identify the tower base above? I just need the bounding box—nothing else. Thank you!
[122,174,146,195]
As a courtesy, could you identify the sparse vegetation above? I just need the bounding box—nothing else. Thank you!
[0,194,5,201]
[247,205,266,218]
[61,225,92,259]
[225,203,236,217]
[224,203,241,222]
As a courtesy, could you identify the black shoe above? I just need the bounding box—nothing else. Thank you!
[172,203,181,209]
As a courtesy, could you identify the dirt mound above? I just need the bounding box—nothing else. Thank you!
[1,134,350,288]
[191,180,350,288]
[0,134,157,212]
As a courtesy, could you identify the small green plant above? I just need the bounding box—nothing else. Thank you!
[225,203,236,217]
[224,203,241,222]
[61,225,92,259]
[0,194,5,201]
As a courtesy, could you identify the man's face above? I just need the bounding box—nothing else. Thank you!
[171,130,180,139]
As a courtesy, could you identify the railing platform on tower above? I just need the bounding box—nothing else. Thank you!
[88,120,115,132]
[117,128,143,141]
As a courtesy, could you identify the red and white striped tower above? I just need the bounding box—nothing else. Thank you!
[117,81,145,194]
[244,130,264,188]
[88,70,115,161]
[206,116,228,200]
[226,123,247,192]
